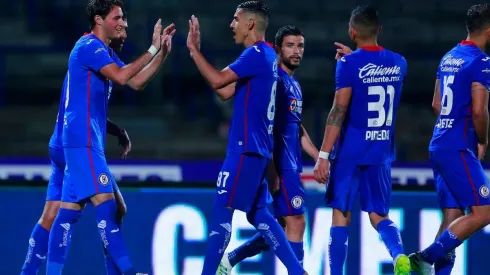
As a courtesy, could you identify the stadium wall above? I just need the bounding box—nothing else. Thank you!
[1,188,490,275]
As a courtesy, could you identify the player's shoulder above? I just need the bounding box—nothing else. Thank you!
[242,41,275,57]
[75,34,106,53]
[383,48,406,63]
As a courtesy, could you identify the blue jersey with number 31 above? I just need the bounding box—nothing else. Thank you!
[227,41,278,159]
[429,41,490,152]
[331,46,407,165]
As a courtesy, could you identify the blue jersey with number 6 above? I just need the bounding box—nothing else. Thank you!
[331,46,407,165]
[227,41,278,159]
[429,41,490,152]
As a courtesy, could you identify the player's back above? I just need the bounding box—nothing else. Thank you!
[429,41,490,152]
[227,41,278,159]
[49,74,68,148]
[333,46,407,165]
[62,34,115,150]
[273,68,303,171]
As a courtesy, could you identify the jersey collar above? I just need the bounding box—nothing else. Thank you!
[359,45,383,51]
[460,40,477,47]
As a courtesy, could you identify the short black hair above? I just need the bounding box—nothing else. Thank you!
[466,4,490,34]
[350,5,380,39]
[275,25,303,47]
[87,0,124,29]
[237,1,270,31]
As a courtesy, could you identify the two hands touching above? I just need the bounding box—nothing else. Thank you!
[150,19,177,57]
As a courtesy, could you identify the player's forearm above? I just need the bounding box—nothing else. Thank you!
[320,104,347,153]
[215,82,236,100]
[300,125,319,160]
[473,111,489,145]
[128,52,166,91]
[107,119,123,137]
[190,49,226,90]
[115,51,153,86]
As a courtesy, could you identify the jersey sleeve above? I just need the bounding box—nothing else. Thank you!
[228,46,262,78]
[80,39,116,71]
[112,51,126,67]
[471,56,490,90]
[335,57,352,90]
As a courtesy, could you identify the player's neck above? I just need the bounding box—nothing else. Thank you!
[279,63,294,76]
[355,39,378,49]
[466,34,486,51]
[92,28,111,46]
[243,32,265,48]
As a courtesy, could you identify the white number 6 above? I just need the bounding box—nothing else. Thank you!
[441,75,454,115]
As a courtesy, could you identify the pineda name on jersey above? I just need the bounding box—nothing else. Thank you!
[359,63,402,141]
[358,63,402,84]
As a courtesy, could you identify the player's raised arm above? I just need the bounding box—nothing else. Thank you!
[432,78,441,115]
[215,82,237,100]
[99,19,165,86]
[125,24,176,91]
[300,125,319,160]
[187,15,240,93]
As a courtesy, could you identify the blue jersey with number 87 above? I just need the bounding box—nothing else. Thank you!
[429,41,490,152]
[331,46,407,165]
[227,41,278,159]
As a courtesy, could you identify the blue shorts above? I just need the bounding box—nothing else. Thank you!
[272,169,306,216]
[431,150,490,209]
[215,153,272,212]
[46,147,66,201]
[325,160,392,216]
[62,147,118,203]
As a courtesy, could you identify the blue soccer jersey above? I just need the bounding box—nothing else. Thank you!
[62,33,123,150]
[273,67,303,172]
[331,46,407,165]
[429,41,490,152]
[227,41,278,159]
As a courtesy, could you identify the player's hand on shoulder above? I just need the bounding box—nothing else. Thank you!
[313,158,330,184]
[187,15,201,52]
[152,19,163,52]
[334,42,353,60]
[161,23,176,57]
[118,129,132,159]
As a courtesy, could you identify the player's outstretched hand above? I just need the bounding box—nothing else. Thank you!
[118,129,132,159]
[334,42,353,60]
[478,143,487,160]
[313,158,330,184]
[187,15,201,52]
[152,19,163,51]
[161,23,176,56]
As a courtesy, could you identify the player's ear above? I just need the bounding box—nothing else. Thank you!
[274,45,280,54]
[94,15,104,26]
[247,18,255,31]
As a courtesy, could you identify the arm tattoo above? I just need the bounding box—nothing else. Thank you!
[327,104,348,127]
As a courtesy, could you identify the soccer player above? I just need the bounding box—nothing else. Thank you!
[186,2,307,274]
[313,5,410,275]
[45,1,175,274]
[217,25,318,274]
[409,4,490,275]
[20,20,133,275]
